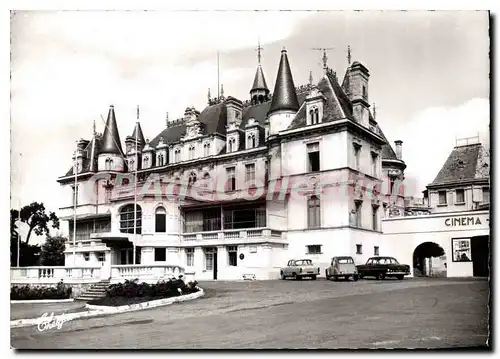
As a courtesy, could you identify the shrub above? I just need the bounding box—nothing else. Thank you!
[10,282,72,300]
[105,277,199,299]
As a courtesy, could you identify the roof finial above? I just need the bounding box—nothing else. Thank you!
[136,105,140,122]
[312,47,334,72]
[166,112,169,126]
[220,84,224,98]
[309,71,313,86]
[373,103,377,119]
[93,119,96,135]
[282,46,286,52]
[347,45,352,66]
[256,38,263,64]
[208,88,211,104]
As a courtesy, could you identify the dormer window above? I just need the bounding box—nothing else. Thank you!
[174,148,181,162]
[188,145,195,160]
[247,134,256,149]
[228,137,236,153]
[188,172,197,186]
[157,154,165,167]
[203,142,211,157]
[105,157,113,171]
[309,106,319,125]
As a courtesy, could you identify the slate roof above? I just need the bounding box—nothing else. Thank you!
[268,49,299,115]
[376,125,398,160]
[64,135,101,176]
[130,122,146,148]
[430,143,489,186]
[251,65,269,92]
[101,106,124,155]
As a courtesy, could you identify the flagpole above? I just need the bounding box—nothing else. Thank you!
[133,105,139,265]
[73,141,78,267]
[17,152,22,267]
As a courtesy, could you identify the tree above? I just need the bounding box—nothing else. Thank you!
[41,235,66,266]
[17,202,60,245]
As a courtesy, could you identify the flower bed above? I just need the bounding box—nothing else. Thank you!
[86,277,199,307]
[11,281,72,300]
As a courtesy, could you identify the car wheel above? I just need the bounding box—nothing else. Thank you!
[325,270,331,280]
[396,275,404,280]
[358,273,364,279]
[377,272,386,280]
[293,273,300,280]
[353,275,359,281]
[280,271,286,280]
[333,276,338,282]
[311,275,317,280]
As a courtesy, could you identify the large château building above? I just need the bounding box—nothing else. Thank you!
[56,46,414,281]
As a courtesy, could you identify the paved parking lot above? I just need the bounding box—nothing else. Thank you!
[11,278,490,349]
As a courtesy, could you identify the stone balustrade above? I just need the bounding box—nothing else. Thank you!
[181,228,285,242]
[110,264,185,284]
[10,266,102,285]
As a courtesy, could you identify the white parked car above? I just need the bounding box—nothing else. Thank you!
[280,259,320,280]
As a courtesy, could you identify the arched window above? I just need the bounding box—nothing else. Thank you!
[155,206,166,233]
[229,137,236,152]
[204,172,210,179]
[203,143,211,157]
[248,134,256,149]
[314,108,319,124]
[188,172,197,186]
[310,107,319,125]
[309,109,314,125]
[174,148,181,162]
[105,157,112,171]
[157,154,164,167]
[189,146,195,160]
[120,204,142,234]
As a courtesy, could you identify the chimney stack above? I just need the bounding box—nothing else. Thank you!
[394,140,403,160]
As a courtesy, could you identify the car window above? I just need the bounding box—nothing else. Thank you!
[295,260,312,266]
[338,258,354,264]
[367,259,373,265]
[391,258,399,264]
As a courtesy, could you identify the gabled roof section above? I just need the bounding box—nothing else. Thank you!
[268,49,299,115]
[430,143,488,186]
[286,72,353,130]
[101,105,124,155]
[251,65,269,92]
[63,134,101,176]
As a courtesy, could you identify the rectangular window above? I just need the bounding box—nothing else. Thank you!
[482,187,490,203]
[307,245,322,254]
[371,152,378,177]
[97,252,105,262]
[438,191,447,205]
[83,252,90,261]
[205,252,214,270]
[105,188,112,204]
[264,160,269,183]
[372,206,378,231]
[223,205,266,230]
[307,196,321,228]
[154,248,166,262]
[226,167,236,192]
[455,189,465,204]
[155,212,167,233]
[374,246,379,256]
[354,201,362,227]
[353,144,361,170]
[186,248,194,267]
[227,246,238,266]
[307,142,320,172]
[245,163,256,183]
[389,179,395,195]
[356,244,363,255]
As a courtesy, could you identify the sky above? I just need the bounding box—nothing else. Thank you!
[9,10,490,242]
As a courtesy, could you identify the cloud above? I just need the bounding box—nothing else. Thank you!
[392,98,490,196]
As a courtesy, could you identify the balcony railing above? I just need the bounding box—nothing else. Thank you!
[10,266,102,284]
[180,228,285,242]
[110,264,184,283]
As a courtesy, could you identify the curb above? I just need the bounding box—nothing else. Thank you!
[10,288,204,329]
[11,298,74,304]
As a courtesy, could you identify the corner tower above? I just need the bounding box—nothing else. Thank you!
[267,47,299,136]
[98,105,125,172]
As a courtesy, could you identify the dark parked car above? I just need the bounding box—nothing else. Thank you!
[356,256,410,280]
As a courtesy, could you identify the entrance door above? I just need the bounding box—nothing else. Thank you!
[213,251,218,280]
[471,236,489,277]
[98,251,111,280]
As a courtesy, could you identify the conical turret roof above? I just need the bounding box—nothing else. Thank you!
[131,122,146,148]
[251,65,269,92]
[268,48,299,114]
[101,105,124,155]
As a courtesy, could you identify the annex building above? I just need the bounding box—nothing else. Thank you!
[55,45,490,281]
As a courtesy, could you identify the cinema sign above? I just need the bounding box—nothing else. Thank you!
[445,216,487,227]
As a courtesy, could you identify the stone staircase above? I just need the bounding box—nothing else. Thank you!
[75,279,110,302]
